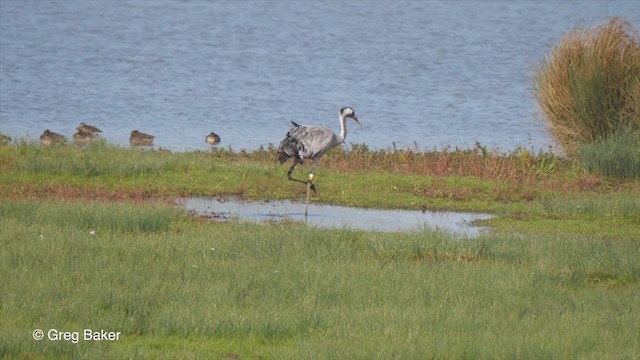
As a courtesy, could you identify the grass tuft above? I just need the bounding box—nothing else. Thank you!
[535,17,640,158]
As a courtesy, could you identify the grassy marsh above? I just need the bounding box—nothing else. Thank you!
[0,142,639,358]
[1,200,639,359]
[1,142,638,236]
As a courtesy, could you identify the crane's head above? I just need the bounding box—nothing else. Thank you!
[340,107,361,126]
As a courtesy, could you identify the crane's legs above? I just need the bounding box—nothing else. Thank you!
[307,170,317,193]
[305,180,312,219]
[304,170,318,219]
[287,166,316,193]
[286,164,317,220]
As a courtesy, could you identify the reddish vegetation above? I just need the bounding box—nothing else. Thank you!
[324,147,543,177]
[322,146,608,194]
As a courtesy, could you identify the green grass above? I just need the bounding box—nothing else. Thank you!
[1,200,639,359]
[485,192,640,239]
[0,140,638,357]
[8,139,211,177]
[580,127,640,178]
[0,199,187,234]
[0,141,609,206]
[2,141,639,237]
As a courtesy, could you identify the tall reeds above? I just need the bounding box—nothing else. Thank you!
[535,17,640,162]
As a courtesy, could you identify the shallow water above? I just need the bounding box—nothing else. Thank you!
[178,196,493,237]
[1,1,638,152]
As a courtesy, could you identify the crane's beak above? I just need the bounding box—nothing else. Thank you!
[352,115,361,126]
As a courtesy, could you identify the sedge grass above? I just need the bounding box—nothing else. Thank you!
[579,126,640,178]
[1,199,638,359]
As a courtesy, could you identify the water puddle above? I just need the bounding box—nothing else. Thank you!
[177,196,493,237]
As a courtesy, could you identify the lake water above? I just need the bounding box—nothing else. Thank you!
[178,196,494,236]
[1,1,638,152]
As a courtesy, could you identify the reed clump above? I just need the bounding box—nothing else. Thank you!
[534,17,640,160]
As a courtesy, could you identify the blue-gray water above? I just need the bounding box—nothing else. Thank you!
[179,196,493,236]
[1,1,638,152]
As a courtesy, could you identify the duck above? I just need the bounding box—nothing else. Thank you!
[73,130,96,146]
[40,130,67,146]
[205,132,221,146]
[76,122,102,135]
[130,130,155,146]
[0,133,11,146]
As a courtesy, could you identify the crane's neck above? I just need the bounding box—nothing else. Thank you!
[337,114,347,144]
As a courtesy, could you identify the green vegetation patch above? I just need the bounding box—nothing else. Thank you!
[1,200,639,359]
[1,142,639,236]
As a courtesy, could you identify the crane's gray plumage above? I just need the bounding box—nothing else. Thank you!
[278,125,340,166]
[277,107,360,192]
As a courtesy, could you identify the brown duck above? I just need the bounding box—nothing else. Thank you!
[130,130,155,146]
[205,132,221,146]
[76,122,102,135]
[73,130,96,146]
[40,130,67,146]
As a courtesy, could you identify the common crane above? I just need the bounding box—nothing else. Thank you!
[277,107,361,193]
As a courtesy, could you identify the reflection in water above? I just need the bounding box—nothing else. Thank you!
[178,197,493,237]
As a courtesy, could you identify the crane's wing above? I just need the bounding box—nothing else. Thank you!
[277,125,337,164]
